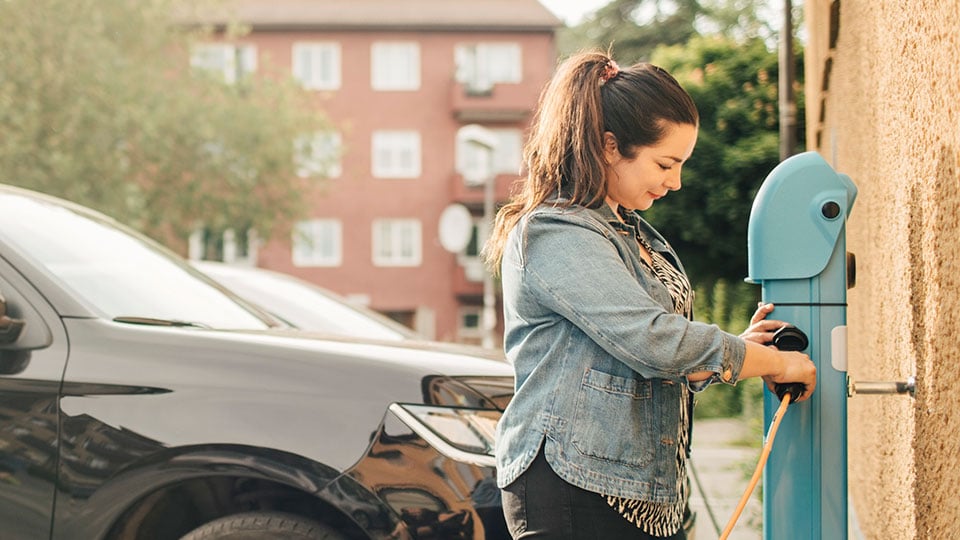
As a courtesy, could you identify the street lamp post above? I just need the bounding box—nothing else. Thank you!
[457,124,499,349]
[480,163,497,349]
[779,0,797,160]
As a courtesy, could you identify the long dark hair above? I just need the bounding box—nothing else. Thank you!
[482,51,698,273]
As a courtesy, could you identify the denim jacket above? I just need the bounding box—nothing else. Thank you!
[495,202,746,502]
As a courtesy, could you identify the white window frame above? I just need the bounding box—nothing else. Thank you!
[292,42,341,90]
[457,305,484,342]
[457,220,484,282]
[188,226,259,265]
[190,43,257,84]
[372,130,421,178]
[454,42,522,93]
[371,42,420,91]
[295,131,342,178]
[456,126,522,182]
[372,219,422,267]
[491,128,523,174]
[292,219,343,267]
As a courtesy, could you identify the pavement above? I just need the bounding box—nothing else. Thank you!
[688,418,763,540]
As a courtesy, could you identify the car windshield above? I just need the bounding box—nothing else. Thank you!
[0,192,270,330]
[193,262,418,341]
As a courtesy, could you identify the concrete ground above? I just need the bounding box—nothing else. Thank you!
[688,418,763,540]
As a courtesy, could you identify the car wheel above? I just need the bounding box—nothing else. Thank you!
[179,511,346,540]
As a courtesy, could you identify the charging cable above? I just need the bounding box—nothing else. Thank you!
[718,383,802,539]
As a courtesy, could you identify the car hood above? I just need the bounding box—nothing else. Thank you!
[64,318,512,398]
[250,327,508,363]
[59,319,514,471]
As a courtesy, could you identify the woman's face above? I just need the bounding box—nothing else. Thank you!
[603,122,698,212]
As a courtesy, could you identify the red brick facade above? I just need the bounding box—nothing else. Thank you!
[190,1,560,344]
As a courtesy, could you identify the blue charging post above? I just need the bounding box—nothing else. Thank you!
[746,151,857,539]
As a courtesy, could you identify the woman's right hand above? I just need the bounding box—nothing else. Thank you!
[764,350,817,402]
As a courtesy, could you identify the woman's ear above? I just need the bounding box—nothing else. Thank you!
[602,132,620,164]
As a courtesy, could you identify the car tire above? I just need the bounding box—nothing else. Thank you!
[179,511,346,540]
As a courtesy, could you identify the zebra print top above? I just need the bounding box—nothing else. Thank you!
[604,231,694,537]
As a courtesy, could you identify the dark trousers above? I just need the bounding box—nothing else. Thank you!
[500,448,686,540]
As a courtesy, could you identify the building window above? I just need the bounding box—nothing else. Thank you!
[188,226,259,265]
[458,305,483,344]
[491,128,523,174]
[371,42,420,91]
[292,42,341,90]
[456,126,522,183]
[372,131,421,178]
[295,131,342,178]
[292,219,342,267]
[454,42,522,94]
[190,43,257,84]
[372,219,421,267]
[457,220,484,282]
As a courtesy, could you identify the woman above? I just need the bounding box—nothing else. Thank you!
[482,51,817,539]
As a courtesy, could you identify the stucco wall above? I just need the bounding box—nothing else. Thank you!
[806,1,960,538]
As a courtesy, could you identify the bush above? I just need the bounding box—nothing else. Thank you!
[690,278,764,420]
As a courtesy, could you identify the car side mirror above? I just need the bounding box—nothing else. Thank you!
[0,291,25,346]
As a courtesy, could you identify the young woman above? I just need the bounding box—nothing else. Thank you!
[482,51,817,539]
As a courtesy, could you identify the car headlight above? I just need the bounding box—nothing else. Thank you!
[389,403,499,467]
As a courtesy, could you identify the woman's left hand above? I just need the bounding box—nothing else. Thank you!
[739,302,787,345]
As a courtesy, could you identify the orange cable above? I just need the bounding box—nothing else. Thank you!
[718,393,793,540]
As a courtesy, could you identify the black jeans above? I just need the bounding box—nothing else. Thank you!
[500,448,686,540]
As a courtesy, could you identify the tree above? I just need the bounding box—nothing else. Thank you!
[0,0,333,251]
[558,0,774,62]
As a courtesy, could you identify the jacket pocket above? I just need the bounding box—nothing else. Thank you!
[570,368,656,467]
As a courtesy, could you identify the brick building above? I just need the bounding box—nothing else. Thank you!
[184,0,561,345]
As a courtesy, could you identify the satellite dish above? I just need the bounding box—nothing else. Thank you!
[438,204,473,253]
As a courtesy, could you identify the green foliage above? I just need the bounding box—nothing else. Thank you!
[693,278,757,333]
[690,278,761,419]
[558,0,774,62]
[0,0,333,249]
[645,35,805,288]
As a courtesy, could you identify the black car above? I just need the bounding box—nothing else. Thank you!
[0,184,514,540]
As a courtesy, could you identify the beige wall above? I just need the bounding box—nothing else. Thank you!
[805,1,960,538]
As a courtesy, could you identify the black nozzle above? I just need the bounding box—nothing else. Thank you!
[775,382,806,402]
[770,325,808,352]
[768,325,809,402]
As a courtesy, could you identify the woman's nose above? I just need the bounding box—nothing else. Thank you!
[665,169,682,191]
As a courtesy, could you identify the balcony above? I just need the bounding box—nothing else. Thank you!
[450,172,514,208]
[450,80,538,123]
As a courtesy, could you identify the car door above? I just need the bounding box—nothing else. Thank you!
[0,256,70,540]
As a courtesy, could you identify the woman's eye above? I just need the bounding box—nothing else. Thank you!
[658,164,672,171]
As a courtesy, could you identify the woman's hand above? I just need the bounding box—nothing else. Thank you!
[739,303,817,402]
[765,351,817,401]
[739,302,787,346]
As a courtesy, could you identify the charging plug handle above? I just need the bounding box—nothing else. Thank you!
[769,325,809,402]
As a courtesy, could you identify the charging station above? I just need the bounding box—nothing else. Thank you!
[746,151,858,539]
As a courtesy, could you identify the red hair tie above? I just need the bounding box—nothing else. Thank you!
[599,60,620,86]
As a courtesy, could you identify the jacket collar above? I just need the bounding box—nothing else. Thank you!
[542,195,673,256]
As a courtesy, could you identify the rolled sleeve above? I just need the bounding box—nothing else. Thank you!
[686,332,747,392]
